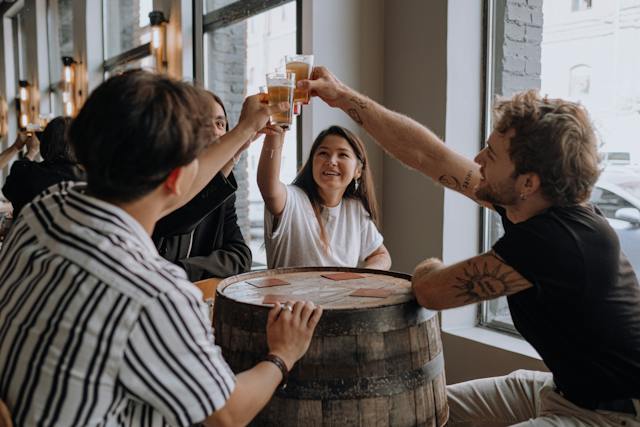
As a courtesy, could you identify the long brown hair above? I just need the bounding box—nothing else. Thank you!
[292,125,379,250]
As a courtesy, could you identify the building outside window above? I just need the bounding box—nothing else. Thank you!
[46,0,73,117]
[202,0,298,267]
[572,0,593,12]
[102,0,155,76]
[483,0,640,332]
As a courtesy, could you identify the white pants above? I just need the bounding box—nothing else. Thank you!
[447,370,640,427]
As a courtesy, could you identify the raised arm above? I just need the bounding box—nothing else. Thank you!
[0,133,36,169]
[302,67,486,205]
[257,132,287,217]
[170,95,287,217]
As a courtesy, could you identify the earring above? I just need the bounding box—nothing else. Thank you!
[354,179,360,191]
[520,193,526,201]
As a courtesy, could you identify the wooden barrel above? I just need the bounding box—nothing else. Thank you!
[214,267,448,427]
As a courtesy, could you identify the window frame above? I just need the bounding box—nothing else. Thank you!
[196,0,302,167]
[101,0,154,76]
[479,0,520,336]
[196,0,302,268]
[46,0,75,117]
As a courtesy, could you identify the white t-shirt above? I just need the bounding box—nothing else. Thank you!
[265,185,384,268]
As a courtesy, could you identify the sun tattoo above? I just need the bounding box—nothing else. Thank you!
[453,260,528,303]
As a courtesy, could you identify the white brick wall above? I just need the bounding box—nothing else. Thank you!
[497,0,543,96]
[205,23,251,241]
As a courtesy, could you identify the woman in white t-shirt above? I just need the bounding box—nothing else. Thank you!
[258,125,391,269]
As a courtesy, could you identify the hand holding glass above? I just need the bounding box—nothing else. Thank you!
[285,55,314,104]
[265,72,295,130]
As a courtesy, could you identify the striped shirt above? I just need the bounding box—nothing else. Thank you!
[0,182,236,426]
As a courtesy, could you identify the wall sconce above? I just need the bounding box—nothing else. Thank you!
[17,80,30,131]
[61,56,77,117]
[149,11,168,73]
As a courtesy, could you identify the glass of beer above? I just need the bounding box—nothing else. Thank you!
[266,72,295,129]
[285,54,314,104]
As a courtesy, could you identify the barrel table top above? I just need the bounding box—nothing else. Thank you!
[217,267,413,310]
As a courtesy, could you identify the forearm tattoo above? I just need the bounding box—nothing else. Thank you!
[453,256,529,304]
[461,170,473,190]
[347,96,368,126]
[351,96,368,109]
[438,175,461,190]
[439,170,474,192]
[347,109,364,125]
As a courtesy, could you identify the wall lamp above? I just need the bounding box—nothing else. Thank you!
[17,80,30,131]
[61,56,77,117]
[149,11,168,73]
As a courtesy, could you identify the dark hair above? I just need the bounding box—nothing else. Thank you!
[69,70,215,203]
[40,116,74,162]
[292,125,379,250]
[493,90,600,206]
[207,92,229,132]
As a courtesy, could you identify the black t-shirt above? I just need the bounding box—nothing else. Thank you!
[493,204,640,408]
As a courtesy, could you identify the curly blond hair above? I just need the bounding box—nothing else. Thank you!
[493,90,601,206]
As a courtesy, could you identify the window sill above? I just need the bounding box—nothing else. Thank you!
[442,325,542,361]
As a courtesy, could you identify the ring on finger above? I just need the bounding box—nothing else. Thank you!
[281,303,293,312]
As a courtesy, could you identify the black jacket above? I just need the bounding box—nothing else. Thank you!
[2,160,85,216]
[153,172,252,281]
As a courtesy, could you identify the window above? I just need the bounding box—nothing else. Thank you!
[102,0,155,76]
[103,0,152,59]
[202,0,299,267]
[572,0,593,12]
[569,64,591,98]
[47,0,74,117]
[483,0,640,333]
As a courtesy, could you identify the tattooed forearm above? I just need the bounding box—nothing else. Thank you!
[346,96,368,125]
[350,96,368,109]
[461,170,473,190]
[347,108,364,125]
[438,175,461,190]
[453,259,529,304]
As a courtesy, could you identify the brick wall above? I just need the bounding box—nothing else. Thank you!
[494,0,544,96]
[58,0,73,57]
[204,22,251,242]
[103,0,142,58]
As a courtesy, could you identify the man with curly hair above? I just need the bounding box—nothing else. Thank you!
[303,67,640,426]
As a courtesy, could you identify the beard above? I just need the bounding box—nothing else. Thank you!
[475,177,519,206]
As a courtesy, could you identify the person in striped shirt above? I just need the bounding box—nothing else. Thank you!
[0,70,322,427]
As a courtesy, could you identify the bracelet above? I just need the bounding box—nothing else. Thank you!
[263,353,289,389]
